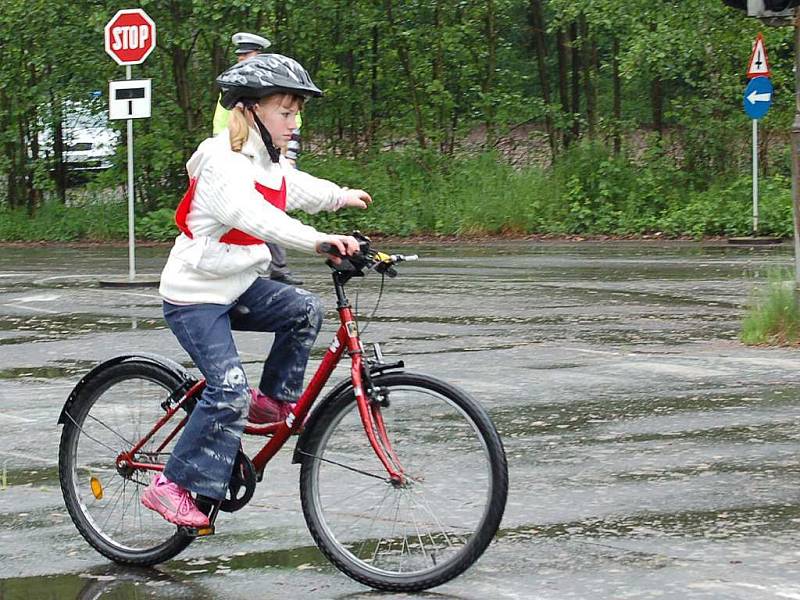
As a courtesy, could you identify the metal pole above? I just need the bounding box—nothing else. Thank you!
[126,65,135,282]
[753,118,759,235]
[792,13,800,285]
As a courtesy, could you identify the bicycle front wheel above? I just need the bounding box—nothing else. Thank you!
[58,361,194,566]
[299,372,508,591]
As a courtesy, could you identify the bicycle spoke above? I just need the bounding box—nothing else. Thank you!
[60,364,194,561]
[84,412,136,449]
[298,449,388,481]
[355,485,392,559]
[301,373,507,589]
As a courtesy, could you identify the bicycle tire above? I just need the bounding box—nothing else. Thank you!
[58,361,193,566]
[299,372,507,591]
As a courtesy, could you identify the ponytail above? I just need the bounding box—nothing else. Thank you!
[228,107,249,152]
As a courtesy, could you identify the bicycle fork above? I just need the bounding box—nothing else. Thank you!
[349,339,407,486]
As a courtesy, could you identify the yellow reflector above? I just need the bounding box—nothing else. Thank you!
[195,527,215,536]
[90,476,103,500]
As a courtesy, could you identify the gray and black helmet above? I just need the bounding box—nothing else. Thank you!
[217,53,322,109]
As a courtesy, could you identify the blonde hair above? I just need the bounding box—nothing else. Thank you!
[228,94,305,153]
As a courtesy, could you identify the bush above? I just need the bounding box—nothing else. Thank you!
[0,200,128,241]
[138,208,177,241]
[2,146,795,241]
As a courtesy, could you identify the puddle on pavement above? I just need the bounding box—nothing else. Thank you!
[0,314,166,336]
[492,387,800,439]
[1,465,59,488]
[0,360,98,380]
[0,568,204,600]
[500,503,800,542]
[0,543,332,600]
[615,460,800,482]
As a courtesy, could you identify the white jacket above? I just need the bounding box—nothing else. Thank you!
[159,128,344,305]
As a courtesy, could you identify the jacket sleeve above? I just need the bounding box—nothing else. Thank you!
[283,159,345,214]
[196,154,326,254]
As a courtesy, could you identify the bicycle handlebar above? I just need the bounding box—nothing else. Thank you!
[318,232,417,278]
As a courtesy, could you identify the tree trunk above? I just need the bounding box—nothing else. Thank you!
[25,63,41,214]
[612,36,622,155]
[483,0,497,148]
[651,78,663,136]
[569,21,581,143]
[385,0,427,149]
[171,46,195,134]
[434,0,447,152]
[557,28,571,148]
[211,39,226,95]
[529,0,556,157]
[25,112,42,214]
[580,15,596,140]
[274,1,288,49]
[368,24,379,147]
[346,47,358,151]
[50,88,66,203]
[1,87,20,208]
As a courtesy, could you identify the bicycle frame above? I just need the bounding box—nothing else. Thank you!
[117,269,406,486]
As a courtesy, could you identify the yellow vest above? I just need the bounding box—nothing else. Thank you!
[212,98,229,135]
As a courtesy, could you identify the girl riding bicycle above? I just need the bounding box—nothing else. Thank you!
[143,53,372,528]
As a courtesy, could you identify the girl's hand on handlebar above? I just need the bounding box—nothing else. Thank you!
[316,235,360,264]
[338,189,372,210]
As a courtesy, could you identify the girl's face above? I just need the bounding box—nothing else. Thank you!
[253,95,301,147]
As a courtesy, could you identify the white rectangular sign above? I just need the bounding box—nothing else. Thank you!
[109,79,151,120]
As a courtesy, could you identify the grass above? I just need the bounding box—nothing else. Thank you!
[741,269,800,346]
[0,144,795,241]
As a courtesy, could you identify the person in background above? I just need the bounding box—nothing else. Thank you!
[284,113,302,168]
[213,32,304,286]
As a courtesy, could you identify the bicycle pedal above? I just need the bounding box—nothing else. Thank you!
[180,525,215,537]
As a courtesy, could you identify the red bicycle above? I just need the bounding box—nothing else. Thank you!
[57,235,508,592]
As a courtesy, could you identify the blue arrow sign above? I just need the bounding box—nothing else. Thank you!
[744,76,773,119]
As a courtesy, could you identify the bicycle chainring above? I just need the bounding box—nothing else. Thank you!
[219,450,257,513]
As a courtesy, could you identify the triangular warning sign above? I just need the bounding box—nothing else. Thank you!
[747,33,771,79]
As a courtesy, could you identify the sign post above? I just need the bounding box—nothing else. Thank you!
[744,34,773,236]
[104,9,156,282]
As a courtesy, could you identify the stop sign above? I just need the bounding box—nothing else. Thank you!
[104,9,156,66]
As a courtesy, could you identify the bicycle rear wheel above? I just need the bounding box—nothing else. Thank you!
[299,372,507,591]
[58,361,194,566]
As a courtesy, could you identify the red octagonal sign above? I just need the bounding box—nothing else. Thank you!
[104,9,156,66]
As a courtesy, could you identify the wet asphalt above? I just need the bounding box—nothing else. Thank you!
[0,240,799,600]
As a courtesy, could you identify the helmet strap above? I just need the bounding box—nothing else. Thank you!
[248,105,282,163]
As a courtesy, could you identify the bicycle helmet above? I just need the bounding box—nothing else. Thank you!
[217,53,322,110]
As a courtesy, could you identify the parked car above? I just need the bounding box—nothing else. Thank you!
[39,101,119,173]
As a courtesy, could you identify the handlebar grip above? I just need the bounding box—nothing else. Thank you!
[318,242,343,258]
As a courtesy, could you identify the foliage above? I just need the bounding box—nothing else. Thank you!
[0,0,797,240]
[741,269,800,345]
[0,201,127,241]
[7,146,791,241]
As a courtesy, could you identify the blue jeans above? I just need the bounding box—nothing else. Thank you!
[162,277,323,500]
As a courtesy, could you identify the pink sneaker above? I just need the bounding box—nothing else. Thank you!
[248,389,294,424]
[141,474,209,528]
